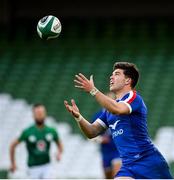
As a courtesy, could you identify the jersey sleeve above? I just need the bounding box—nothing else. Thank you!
[52,128,59,142]
[18,130,27,142]
[119,91,141,114]
[95,109,109,129]
[91,108,105,123]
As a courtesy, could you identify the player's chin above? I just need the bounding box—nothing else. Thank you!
[109,86,113,91]
[109,86,116,93]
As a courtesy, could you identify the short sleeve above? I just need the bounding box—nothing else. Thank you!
[119,91,142,114]
[52,128,59,142]
[18,130,27,142]
[91,108,105,123]
[95,109,109,129]
[129,95,142,113]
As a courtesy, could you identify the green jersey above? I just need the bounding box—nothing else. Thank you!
[18,124,59,167]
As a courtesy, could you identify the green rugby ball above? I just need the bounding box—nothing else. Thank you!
[37,15,62,40]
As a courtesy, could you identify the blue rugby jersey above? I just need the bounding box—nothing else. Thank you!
[96,90,155,164]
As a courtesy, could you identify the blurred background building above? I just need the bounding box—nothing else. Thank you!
[1,0,174,178]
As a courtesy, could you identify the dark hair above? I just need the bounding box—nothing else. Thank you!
[32,103,45,110]
[113,62,139,88]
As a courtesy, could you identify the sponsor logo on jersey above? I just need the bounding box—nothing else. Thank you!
[28,135,36,143]
[37,140,46,152]
[109,120,120,130]
[134,154,140,158]
[45,133,53,141]
[112,129,124,138]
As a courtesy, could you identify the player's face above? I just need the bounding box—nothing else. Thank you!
[33,106,46,125]
[110,69,128,93]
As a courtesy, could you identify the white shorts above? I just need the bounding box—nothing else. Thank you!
[28,163,53,179]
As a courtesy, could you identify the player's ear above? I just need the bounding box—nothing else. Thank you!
[125,78,131,85]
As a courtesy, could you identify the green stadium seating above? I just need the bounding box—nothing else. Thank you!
[1,19,174,176]
[0,20,174,137]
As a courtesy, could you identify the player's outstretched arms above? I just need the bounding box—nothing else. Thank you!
[74,73,130,115]
[9,140,20,172]
[64,99,105,138]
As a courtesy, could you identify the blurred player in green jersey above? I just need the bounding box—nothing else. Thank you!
[9,103,63,178]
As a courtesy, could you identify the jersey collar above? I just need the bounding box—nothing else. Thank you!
[116,90,136,102]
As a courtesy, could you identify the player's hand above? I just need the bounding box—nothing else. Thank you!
[56,153,62,161]
[10,164,17,172]
[64,99,80,118]
[74,73,95,93]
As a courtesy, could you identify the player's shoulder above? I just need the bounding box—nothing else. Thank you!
[121,90,143,104]
[21,124,35,136]
[45,125,57,133]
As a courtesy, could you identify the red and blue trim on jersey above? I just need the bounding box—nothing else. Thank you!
[119,90,137,113]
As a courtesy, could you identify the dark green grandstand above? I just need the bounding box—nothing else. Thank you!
[1,19,174,178]
[1,19,174,138]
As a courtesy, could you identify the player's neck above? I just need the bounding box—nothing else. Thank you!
[36,124,45,129]
[115,87,133,100]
